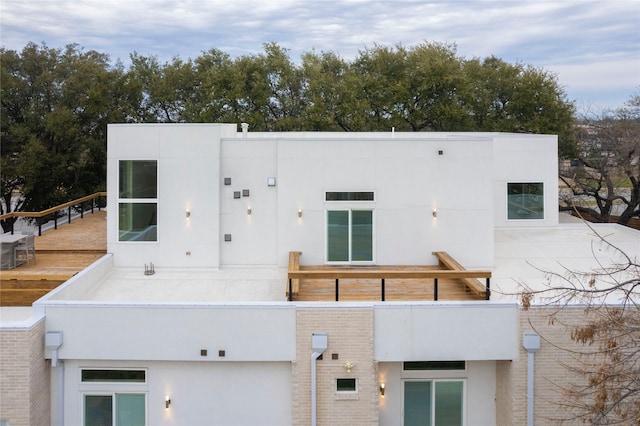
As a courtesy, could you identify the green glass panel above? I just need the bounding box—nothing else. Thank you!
[119,160,157,199]
[507,182,544,219]
[327,211,349,261]
[403,361,465,371]
[434,381,463,426]
[336,378,357,391]
[351,210,372,261]
[116,394,145,426]
[404,381,431,426]
[84,395,112,426]
[119,203,157,241]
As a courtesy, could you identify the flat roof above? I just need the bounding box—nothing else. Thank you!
[492,219,640,303]
[38,216,639,306]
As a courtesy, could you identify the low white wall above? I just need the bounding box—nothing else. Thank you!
[374,302,519,361]
[45,304,296,361]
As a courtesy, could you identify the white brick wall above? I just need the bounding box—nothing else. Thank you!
[0,320,50,426]
[292,308,378,426]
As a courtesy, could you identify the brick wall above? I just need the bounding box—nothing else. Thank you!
[0,320,50,426]
[497,306,596,425]
[292,308,378,426]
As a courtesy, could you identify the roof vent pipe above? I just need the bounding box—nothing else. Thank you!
[241,122,249,138]
[311,333,328,426]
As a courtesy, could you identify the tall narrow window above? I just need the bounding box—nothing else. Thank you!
[507,182,544,220]
[118,160,158,241]
[327,210,373,263]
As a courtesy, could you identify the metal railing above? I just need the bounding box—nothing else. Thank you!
[0,192,107,236]
[287,269,492,302]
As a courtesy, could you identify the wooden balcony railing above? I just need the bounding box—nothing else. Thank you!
[287,252,492,302]
[0,192,107,236]
[287,270,491,302]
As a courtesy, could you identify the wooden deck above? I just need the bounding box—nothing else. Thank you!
[0,211,107,306]
[287,253,491,302]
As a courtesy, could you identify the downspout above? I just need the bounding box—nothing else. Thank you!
[523,333,540,426]
[46,332,64,426]
[311,333,328,426]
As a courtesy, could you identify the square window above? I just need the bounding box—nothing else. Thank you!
[507,182,544,219]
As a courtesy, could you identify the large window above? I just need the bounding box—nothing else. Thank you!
[404,380,464,426]
[84,393,146,426]
[118,160,157,241]
[507,182,544,220]
[327,210,373,262]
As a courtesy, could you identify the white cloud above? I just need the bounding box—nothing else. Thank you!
[1,0,638,111]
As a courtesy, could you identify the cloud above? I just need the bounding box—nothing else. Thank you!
[1,0,638,111]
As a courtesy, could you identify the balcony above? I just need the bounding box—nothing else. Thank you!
[286,252,492,302]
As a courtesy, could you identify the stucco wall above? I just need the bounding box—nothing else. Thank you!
[0,320,50,426]
[61,359,291,426]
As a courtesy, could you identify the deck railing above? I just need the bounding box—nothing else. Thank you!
[0,192,107,236]
[287,269,492,302]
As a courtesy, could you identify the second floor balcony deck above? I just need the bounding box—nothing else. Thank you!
[286,252,492,302]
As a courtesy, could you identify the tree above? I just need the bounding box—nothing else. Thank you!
[0,43,123,230]
[520,221,640,424]
[561,95,640,226]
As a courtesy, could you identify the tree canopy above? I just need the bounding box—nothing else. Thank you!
[1,41,576,221]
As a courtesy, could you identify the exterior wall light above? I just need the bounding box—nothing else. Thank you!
[247,207,252,216]
[298,209,303,218]
[432,209,437,218]
[380,383,385,396]
[165,396,171,409]
[186,209,191,218]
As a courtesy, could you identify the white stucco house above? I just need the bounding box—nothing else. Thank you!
[5,123,637,426]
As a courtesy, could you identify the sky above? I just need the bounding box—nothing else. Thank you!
[1,0,638,115]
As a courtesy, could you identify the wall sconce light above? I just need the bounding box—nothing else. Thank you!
[247,207,252,216]
[380,383,385,396]
[298,209,302,218]
[344,361,354,373]
[186,209,191,218]
[432,209,437,218]
[165,396,171,409]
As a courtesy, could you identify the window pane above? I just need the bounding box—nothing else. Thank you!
[351,210,372,261]
[82,370,146,383]
[404,381,431,426]
[404,361,466,371]
[119,203,157,241]
[116,394,145,426]
[507,182,544,219]
[336,378,357,392]
[327,211,349,261]
[85,395,113,426]
[434,381,463,426]
[326,192,374,201]
[119,160,157,199]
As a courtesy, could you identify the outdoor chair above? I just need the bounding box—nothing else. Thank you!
[14,234,36,265]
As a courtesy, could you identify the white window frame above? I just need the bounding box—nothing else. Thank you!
[402,379,467,426]
[81,392,148,426]
[506,181,545,221]
[117,159,159,243]
[325,208,375,265]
